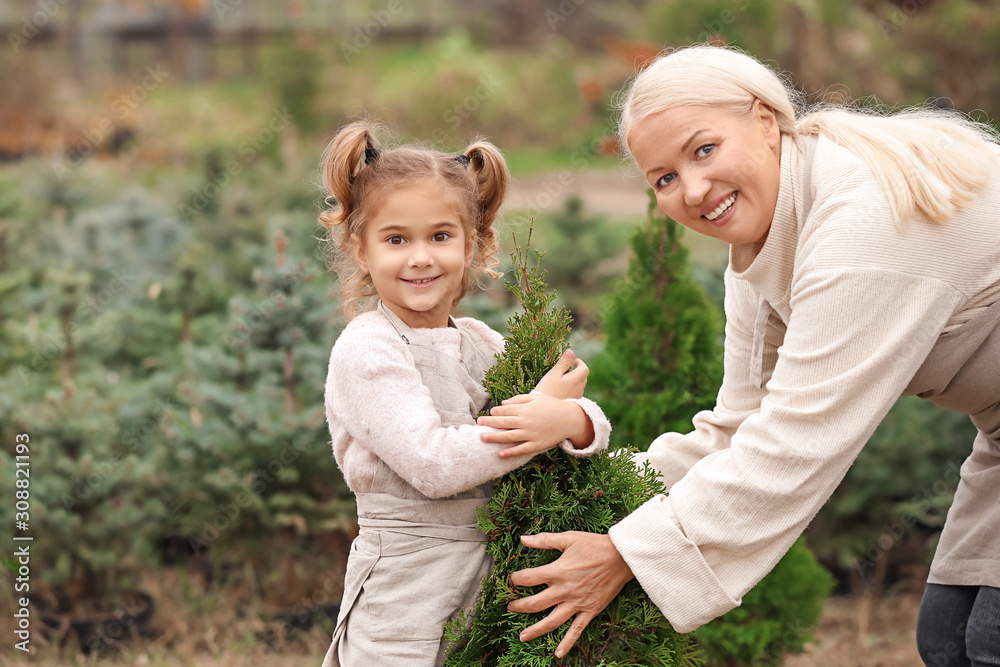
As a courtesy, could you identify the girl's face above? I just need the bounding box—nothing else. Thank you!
[355,179,474,329]
[629,100,782,246]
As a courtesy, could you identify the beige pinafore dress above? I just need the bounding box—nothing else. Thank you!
[321,303,496,667]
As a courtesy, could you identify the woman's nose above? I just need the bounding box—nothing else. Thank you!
[683,174,711,206]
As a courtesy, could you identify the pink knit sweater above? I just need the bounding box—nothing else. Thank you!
[324,310,611,499]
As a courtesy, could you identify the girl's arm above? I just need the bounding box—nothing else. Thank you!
[327,323,606,499]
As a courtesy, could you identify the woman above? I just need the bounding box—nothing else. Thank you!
[497,44,1000,665]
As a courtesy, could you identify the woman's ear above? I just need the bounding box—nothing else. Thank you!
[754,99,781,151]
[351,233,369,274]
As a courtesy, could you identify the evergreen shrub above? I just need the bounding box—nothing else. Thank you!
[445,231,699,667]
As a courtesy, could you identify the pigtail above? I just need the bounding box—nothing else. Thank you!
[460,139,509,280]
[318,121,379,230]
[318,120,382,319]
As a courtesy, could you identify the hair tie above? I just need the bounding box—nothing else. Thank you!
[455,154,471,166]
[364,146,380,164]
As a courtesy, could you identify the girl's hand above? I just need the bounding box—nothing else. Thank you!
[477,394,594,457]
[533,349,589,399]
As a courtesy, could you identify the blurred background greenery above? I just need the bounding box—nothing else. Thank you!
[0,0,997,664]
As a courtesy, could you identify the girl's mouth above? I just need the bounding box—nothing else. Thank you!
[403,276,439,286]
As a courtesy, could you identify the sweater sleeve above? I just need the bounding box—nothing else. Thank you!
[609,267,964,633]
[327,324,606,499]
[635,271,768,490]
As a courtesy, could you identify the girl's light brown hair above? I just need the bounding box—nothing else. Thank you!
[318,120,509,319]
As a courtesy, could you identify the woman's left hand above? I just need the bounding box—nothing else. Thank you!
[506,531,635,658]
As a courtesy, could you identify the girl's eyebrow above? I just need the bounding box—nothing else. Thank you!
[375,220,460,233]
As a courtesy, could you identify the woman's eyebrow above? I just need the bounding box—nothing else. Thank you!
[645,128,711,178]
[681,128,710,153]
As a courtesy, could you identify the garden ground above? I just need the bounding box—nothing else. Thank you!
[6,588,924,666]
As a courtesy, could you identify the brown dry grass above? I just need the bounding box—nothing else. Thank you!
[785,592,923,667]
[4,590,924,666]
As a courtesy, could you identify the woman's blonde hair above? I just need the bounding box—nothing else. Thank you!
[318,120,509,319]
[616,44,999,227]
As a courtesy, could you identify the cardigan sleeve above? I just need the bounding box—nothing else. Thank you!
[609,267,964,633]
[634,271,768,490]
[327,323,609,499]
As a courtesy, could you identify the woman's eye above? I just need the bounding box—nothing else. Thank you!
[696,144,715,158]
[656,173,675,188]
[432,232,451,242]
[387,235,405,245]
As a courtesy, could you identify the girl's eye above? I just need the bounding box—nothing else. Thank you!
[656,173,675,188]
[432,232,451,242]
[696,143,715,158]
[387,235,405,245]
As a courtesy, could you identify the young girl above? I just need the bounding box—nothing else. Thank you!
[316,121,611,667]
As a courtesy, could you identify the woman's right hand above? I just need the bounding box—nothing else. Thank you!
[532,349,589,399]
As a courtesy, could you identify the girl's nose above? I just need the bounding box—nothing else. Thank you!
[408,243,433,267]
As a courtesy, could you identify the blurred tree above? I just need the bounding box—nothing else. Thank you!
[587,192,723,450]
[534,195,629,332]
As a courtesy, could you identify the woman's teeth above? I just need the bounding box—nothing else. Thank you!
[705,193,737,221]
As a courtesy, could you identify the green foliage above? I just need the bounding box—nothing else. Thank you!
[588,192,724,450]
[445,231,699,667]
[265,40,322,135]
[693,538,833,667]
[531,196,630,330]
[0,161,353,607]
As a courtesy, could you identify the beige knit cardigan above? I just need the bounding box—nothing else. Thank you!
[609,133,1000,633]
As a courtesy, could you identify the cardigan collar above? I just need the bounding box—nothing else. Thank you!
[728,133,809,317]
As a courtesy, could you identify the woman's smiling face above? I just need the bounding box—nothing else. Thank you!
[628,100,782,246]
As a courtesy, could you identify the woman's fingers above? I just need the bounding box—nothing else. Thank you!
[517,604,576,643]
[507,581,562,613]
[506,532,635,656]
[556,612,596,658]
[520,531,573,551]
